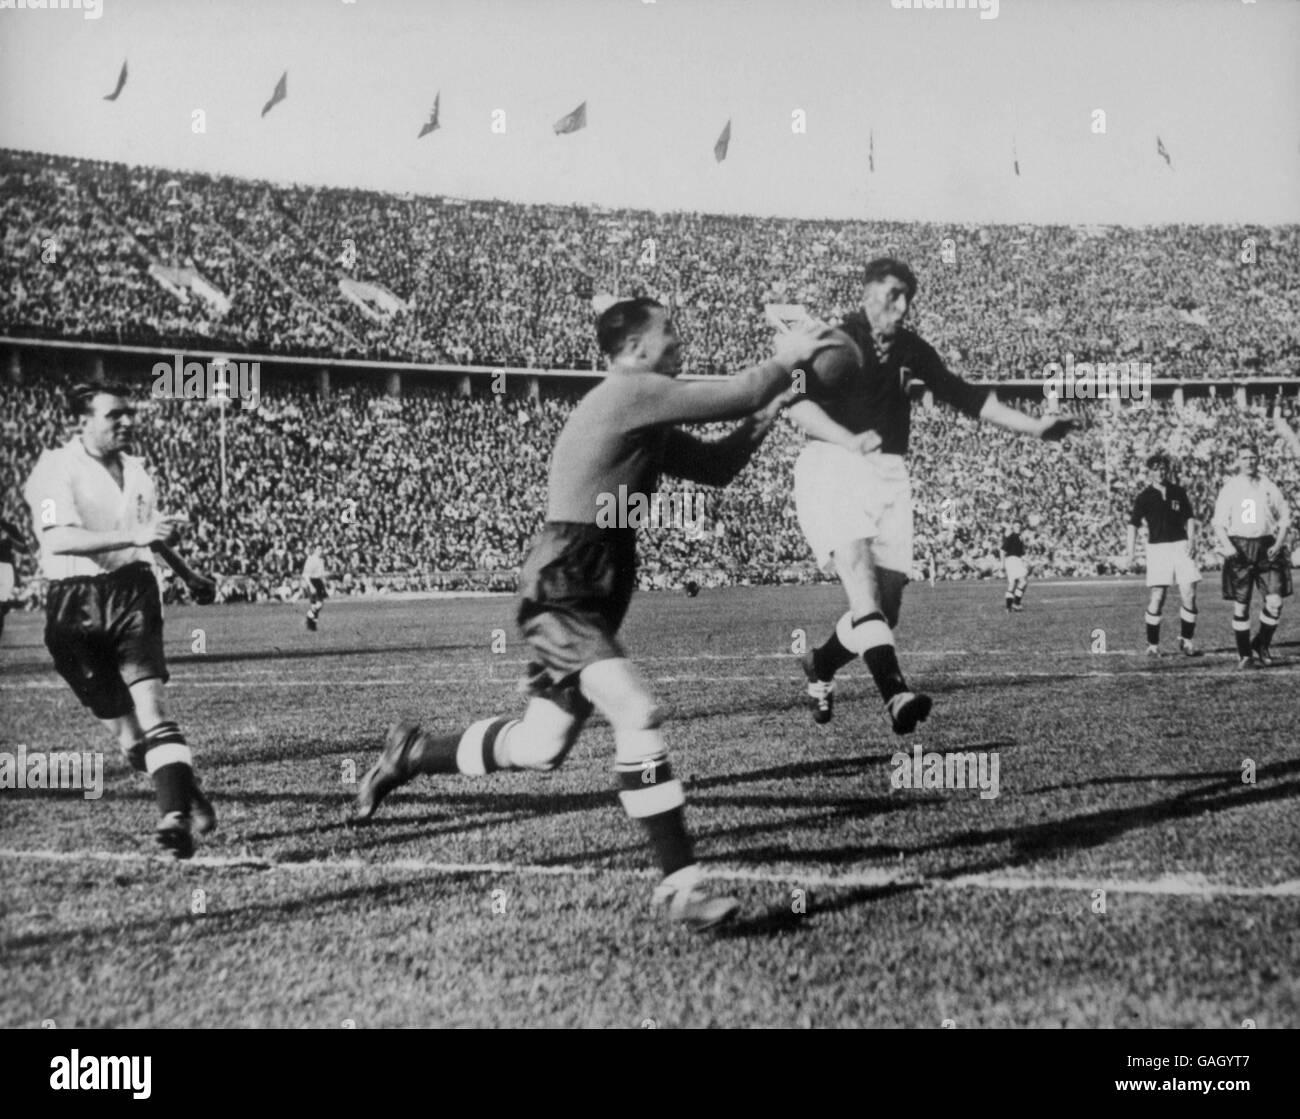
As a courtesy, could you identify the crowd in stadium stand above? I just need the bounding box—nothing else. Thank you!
[3,148,1298,380]
[4,369,1299,605]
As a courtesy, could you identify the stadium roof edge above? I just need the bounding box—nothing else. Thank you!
[2,337,1297,389]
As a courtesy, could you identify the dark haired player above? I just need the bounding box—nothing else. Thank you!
[1122,452,1201,657]
[1000,521,1028,612]
[353,300,834,930]
[1213,445,1292,667]
[22,383,216,858]
[0,511,30,640]
[790,257,1076,727]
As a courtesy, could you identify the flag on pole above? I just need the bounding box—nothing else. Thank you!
[553,101,587,135]
[418,91,441,138]
[1157,136,1172,167]
[714,119,731,162]
[868,130,875,174]
[103,60,128,102]
[261,72,287,118]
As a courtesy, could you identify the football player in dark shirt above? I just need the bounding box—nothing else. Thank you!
[789,257,1076,728]
[1000,522,1028,612]
[1122,452,1202,656]
[0,512,30,640]
[352,300,835,931]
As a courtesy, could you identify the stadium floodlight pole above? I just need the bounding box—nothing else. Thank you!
[208,362,232,502]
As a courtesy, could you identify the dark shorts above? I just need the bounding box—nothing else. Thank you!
[516,522,636,694]
[307,578,328,600]
[44,562,168,720]
[1221,536,1293,605]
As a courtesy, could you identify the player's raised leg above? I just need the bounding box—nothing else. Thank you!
[351,681,591,819]
[803,538,930,734]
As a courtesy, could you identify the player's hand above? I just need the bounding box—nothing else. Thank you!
[186,572,218,605]
[845,430,883,455]
[1037,416,1077,442]
[1267,541,1283,561]
[747,387,801,441]
[134,515,187,548]
[772,320,835,372]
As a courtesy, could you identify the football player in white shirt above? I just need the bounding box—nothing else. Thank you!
[302,548,328,631]
[1213,445,1292,667]
[22,382,216,858]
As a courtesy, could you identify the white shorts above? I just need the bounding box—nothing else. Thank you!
[794,444,912,575]
[1145,540,1200,588]
[0,563,13,602]
[1004,555,1028,583]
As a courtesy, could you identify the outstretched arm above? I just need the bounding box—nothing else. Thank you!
[979,395,1077,441]
[634,322,838,427]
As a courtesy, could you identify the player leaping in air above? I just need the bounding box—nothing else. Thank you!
[351,300,836,931]
[790,257,1076,730]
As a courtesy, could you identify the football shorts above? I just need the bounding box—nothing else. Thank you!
[516,522,636,689]
[1145,540,1200,588]
[43,561,169,719]
[1221,536,1293,605]
[794,444,912,575]
[1004,555,1028,583]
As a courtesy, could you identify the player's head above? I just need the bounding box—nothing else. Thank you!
[1145,452,1173,484]
[68,381,136,455]
[597,298,681,376]
[1236,445,1260,479]
[860,257,918,340]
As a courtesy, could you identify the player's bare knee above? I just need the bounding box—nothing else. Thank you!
[1265,594,1283,614]
[579,659,661,732]
[504,697,585,771]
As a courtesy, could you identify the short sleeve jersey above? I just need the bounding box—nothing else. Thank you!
[1129,483,1195,544]
[23,438,158,580]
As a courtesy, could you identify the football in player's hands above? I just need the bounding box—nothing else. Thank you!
[1039,416,1077,441]
[791,328,863,400]
[187,573,217,605]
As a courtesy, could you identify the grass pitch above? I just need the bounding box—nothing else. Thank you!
[2,579,1298,1028]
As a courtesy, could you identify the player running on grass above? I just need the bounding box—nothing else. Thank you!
[22,382,217,858]
[790,257,1076,730]
[352,300,835,931]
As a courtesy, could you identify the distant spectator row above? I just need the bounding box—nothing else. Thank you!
[2,147,1298,379]
[4,371,1299,604]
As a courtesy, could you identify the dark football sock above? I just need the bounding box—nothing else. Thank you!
[811,629,855,681]
[1005,593,1014,611]
[1013,590,1024,605]
[1179,607,1197,641]
[618,755,692,877]
[142,720,194,817]
[855,613,908,702]
[1233,616,1253,657]
[409,716,516,775]
[1257,608,1280,652]
[1144,612,1161,647]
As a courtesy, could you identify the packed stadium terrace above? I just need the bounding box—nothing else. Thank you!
[4,369,1299,603]
[3,148,1299,379]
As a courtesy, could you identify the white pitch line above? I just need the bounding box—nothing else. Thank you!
[3,663,1297,691]
[2,847,1297,898]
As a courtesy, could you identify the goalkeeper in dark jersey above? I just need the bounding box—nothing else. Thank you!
[352,300,834,931]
